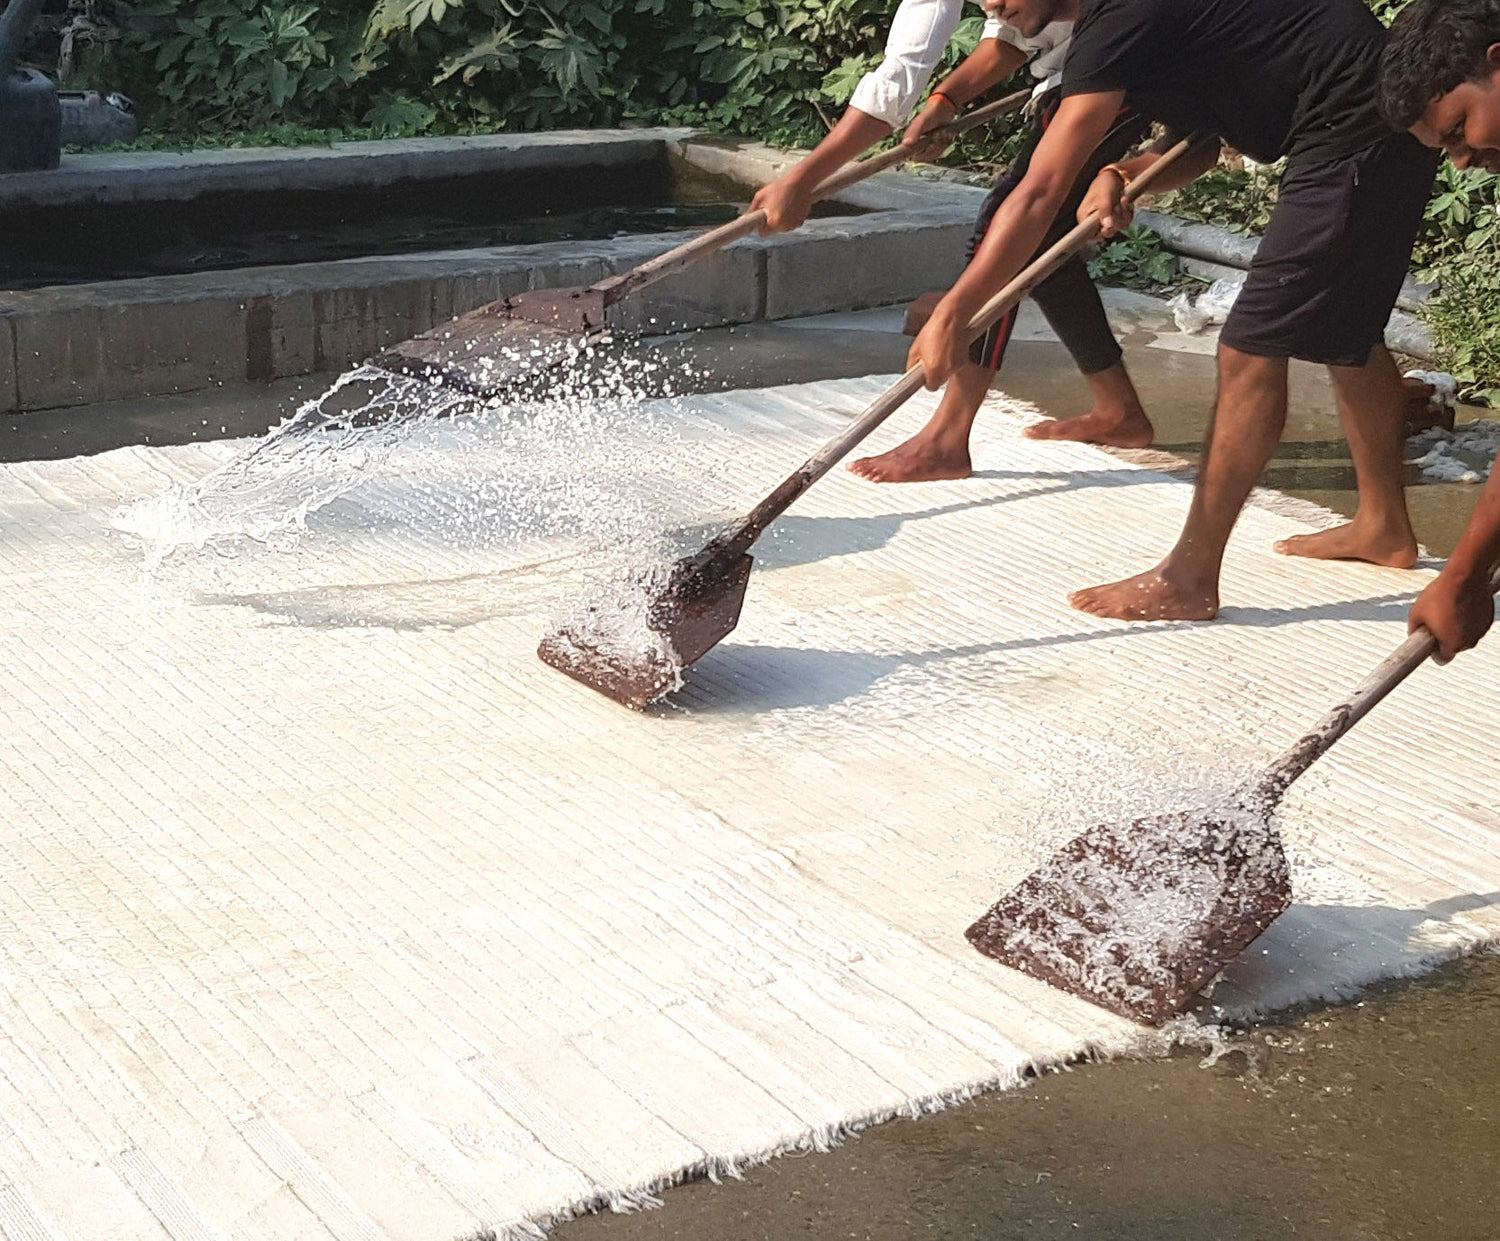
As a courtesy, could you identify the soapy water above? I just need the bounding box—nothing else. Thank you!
[111,346,732,581]
[112,366,479,564]
[979,784,1289,1021]
[543,559,686,697]
[967,726,1296,1023]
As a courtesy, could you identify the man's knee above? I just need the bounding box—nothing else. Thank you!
[1215,343,1287,389]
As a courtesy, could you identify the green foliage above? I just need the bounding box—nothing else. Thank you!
[1155,160,1281,235]
[1414,162,1500,269]
[1425,260,1500,405]
[1086,225,1180,290]
[97,0,1028,154]
[1406,164,1500,400]
[123,0,368,129]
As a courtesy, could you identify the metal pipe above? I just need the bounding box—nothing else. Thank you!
[0,0,48,82]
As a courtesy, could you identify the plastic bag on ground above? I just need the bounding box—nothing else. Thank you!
[1167,278,1243,335]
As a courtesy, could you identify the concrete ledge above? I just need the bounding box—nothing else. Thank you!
[0,129,695,209]
[678,137,989,215]
[1135,208,1438,361]
[1137,208,1435,317]
[0,132,986,414]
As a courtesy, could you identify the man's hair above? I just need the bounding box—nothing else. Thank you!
[1380,0,1500,129]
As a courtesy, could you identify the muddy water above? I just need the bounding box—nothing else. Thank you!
[559,953,1500,1241]
[968,331,1489,559]
[626,308,1490,555]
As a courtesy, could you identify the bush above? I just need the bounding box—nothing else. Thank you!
[1086,224,1179,290]
[123,0,369,130]
[89,0,1021,149]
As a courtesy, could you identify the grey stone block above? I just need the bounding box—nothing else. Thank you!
[763,213,973,321]
[313,280,434,372]
[0,129,692,210]
[12,285,248,410]
[607,243,764,336]
[262,288,318,380]
[674,138,988,213]
[0,314,17,415]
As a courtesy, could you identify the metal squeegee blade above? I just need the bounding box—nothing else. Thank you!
[966,810,1293,1024]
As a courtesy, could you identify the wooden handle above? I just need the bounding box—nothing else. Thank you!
[593,88,1032,307]
[1256,563,1500,805]
[714,133,1212,555]
[809,87,1034,199]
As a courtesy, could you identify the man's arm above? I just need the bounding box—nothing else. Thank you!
[908,89,1127,388]
[1075,135,1221,235]
[902,37,1028,157]
[1409,468,1500,661]
[749,109,895,234]
[751,0,1023,233]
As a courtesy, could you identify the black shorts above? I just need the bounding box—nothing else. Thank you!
[1220,132,1439,367]
[966,102,1150,372]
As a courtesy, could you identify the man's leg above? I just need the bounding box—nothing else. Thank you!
[851,144,1026,484]
[1273,344,1418,567]
[1070,344,1288,621]
[849,358,992,482]
[850,107,1151,482]
[1022,255,1152,448]
[850,257,1151,481]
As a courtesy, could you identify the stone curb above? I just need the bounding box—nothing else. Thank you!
[0,131,981,415]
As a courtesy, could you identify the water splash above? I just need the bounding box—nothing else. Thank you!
[110,345,721,570]
[540,558,687,702]
[110,365,480,565]
[970,770,1292,1024]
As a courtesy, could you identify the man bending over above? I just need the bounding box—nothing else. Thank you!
[1381,0,1500,658]
[911,0,1438,620]
[752,0,1153,483]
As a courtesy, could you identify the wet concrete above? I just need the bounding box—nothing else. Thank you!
[558,952,1500,1241]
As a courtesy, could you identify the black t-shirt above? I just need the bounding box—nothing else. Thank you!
[1061,0,1391,164]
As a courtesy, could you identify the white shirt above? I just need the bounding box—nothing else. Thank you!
[847,0,1072,128]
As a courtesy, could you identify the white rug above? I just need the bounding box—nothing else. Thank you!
[2,376,1498,1240]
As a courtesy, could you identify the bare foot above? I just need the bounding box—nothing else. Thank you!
[849,435,971,483]
[1023,406,1154,449]
[1273,521,1418,569]
[1069,563,1219,621]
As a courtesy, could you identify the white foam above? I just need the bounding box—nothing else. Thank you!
[1406,418,1500,484]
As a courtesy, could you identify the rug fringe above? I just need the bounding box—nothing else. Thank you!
[455,937,1500,1241]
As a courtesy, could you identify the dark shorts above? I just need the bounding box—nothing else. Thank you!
[966,101,1150,373]
[1220,132,1439,367]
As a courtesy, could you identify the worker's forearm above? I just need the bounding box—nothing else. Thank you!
[930,39,1025,107]
[1444,469,1500,585]
[782,108,893,187]
[1112,139,1220,199]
